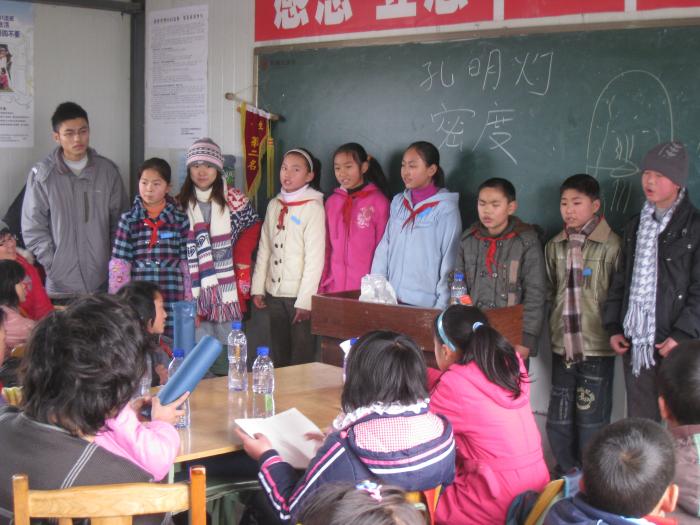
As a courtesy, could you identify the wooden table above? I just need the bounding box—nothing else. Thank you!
[176,362,343,463]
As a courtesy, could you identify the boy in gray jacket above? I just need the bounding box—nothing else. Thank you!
[21,102,127,301]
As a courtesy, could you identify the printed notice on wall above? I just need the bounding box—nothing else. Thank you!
[0,2,33,148]
[146,5,207,149]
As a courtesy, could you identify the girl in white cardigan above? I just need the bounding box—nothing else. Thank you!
[251,148,326,366]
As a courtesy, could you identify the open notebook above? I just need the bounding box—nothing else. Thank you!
[236,408,323,469]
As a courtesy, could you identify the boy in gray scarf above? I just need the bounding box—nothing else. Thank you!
[604,141,700,421]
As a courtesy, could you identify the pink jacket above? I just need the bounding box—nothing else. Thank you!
[1,305,35,352]
[320,183,389,293]
[95,404,180,481]
[427,358,549,525]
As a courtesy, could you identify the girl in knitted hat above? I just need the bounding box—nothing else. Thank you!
[251,148,325,366]
[177,138,261,375]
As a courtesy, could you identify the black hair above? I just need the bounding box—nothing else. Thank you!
[284,147,321,190]
[342,331,428,413]
[0,259,25,308]
[178,138,226,209]
[296,482,426,525]
[0,306,5,328]
[51,102,89,132]
[658,340,700,425]
[405,141,445,188]
[115,281,161,331]
[434,305,525,398]
[333,142,390,197]
[20,294,149,437]
[560,173,600,200]
[583,418,675,518]
[478,177,517,202]
[139,157,172,185]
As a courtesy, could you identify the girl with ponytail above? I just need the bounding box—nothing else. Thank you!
[428,304,548,524]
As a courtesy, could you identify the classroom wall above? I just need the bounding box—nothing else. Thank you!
[0,3,131,216]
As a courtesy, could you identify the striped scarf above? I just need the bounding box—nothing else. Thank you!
[186,186,240,322]
[624,189,684,376]
[562,215,600,363]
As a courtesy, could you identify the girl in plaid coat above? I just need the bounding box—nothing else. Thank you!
[109,158,190,338]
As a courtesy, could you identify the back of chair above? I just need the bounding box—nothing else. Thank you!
[406,485,442,525]
[12,465,206,525]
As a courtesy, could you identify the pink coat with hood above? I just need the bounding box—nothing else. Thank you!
[427,357,549,525]
[320,183,389,293]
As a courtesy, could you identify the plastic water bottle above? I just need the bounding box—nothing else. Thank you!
[450,272,472,305]
[252,347,275,417]
[168,349,191,429]
[138,356,152,397]
[227,320,248,391]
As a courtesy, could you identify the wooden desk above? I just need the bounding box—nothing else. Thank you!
[176,362,343,463]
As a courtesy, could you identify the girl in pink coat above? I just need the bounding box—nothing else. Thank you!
[428,305,549,524]
[320,143,389,293]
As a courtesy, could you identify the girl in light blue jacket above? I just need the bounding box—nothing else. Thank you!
[371,141,462,308]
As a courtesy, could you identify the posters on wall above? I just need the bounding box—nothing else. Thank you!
[146,5,208,149]
[0,1,32,148]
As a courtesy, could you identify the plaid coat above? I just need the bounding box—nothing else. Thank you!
[111,195,190,336]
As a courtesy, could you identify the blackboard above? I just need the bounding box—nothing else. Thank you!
[257,26,700,235]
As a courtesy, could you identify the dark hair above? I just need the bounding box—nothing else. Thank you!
[478,177,517,202]
[116,281,161,331]
[333,143,390,197]
[405,141,445,188]
[583,418,675,517]
[658,340,700,425]
[342,331,428,412]
[139,157,172,185]
[297,482,426,525]
[51,102,89,132]
[0,259,25,308]
[560,173,600,200]
[0,306,6,327]
[434,305,524,398]
[284,147,321,190]
[20,294,149,437]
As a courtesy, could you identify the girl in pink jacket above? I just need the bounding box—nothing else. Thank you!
[320,143,389,293]
[428,305,549,524]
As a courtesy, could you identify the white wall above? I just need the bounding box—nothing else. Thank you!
[0,3,131,215]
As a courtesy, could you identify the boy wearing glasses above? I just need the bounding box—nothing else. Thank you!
[21,102,127,302]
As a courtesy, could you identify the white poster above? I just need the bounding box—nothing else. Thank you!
[0,2,32,148]
[146,5,208,149]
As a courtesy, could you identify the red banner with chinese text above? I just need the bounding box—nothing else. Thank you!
[255,0,492,42]
[638,0,700,8]
[240,103,273,199]
[504,0,623,19]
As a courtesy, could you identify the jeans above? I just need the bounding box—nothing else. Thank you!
[546,354,615,473]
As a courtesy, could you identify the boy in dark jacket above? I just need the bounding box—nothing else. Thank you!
[454,177,546,359]
[544,418,679,525]
[603,141,700,421]
[658,340,700,523]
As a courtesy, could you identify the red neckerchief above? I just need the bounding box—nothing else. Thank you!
[342,189,373,230]
[401,197,439,229]
[144,218,165,250]
[643,515,678,525]
[471,227,517,274]
[277,198,312,230]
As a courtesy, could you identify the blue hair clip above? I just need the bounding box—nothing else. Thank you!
[437,310,457,352]
[356,480,383,502]
[472,321,484,331]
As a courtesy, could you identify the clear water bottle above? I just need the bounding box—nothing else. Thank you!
[227,320,248,391]
[252,347,275,418]
[450,272,472,305]
[138,356,152,397]
[168,349,191,429]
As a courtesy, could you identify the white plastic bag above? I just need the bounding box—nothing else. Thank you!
[358,274,398,305]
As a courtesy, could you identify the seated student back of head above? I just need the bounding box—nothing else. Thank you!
[658,340,700,523]
[544,418,679,525]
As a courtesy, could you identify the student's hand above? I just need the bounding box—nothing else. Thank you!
[235,428,273,460]
[151,392,190,425]
[610,334,631,355]
[293,308,311,324]
[304,431,326,454]
[253,295,267,309]
[514,345,530,360]
[130,395,151,419]
[656,337,678,357]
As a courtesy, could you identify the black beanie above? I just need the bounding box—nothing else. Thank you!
[642,141,688,188]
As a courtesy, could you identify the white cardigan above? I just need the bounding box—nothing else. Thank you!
[251,187,326,310]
